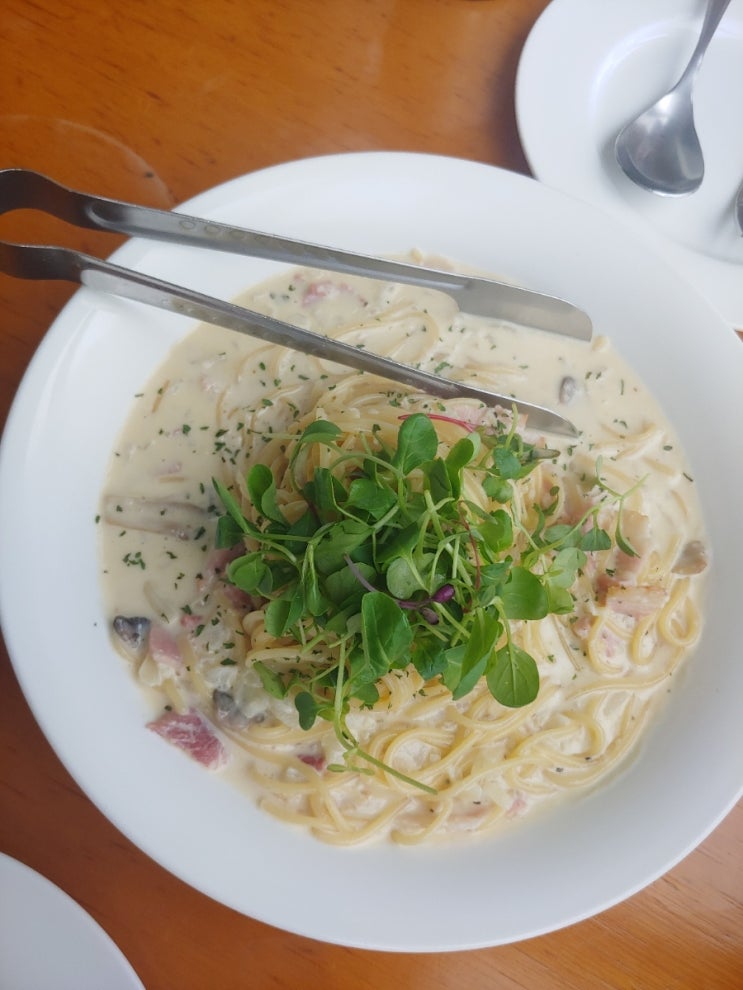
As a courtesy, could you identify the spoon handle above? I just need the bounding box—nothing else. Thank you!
[677,0,733,87]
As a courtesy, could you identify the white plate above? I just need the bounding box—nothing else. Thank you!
[516,0,743,327]
[1,152,742,951]
[0,853,144,990]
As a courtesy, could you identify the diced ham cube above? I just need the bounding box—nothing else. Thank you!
[301,280,365,308]
[302,280,340,305]
[507,793,527,818]
[197,547,260,610]
[148,709,228,770]
[149,624,184,670]
[179,612,204,632]
[297,749,325,772]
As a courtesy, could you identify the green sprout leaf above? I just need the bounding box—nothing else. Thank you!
[486,643,539,707]
[254,660,288,699]
[391,413,439,474]
[361,592,414,676]
[295,690,320,730]
[346,477,396,518]
[498,566,549,621]
[208,411,627,794]
[228,553,273,595]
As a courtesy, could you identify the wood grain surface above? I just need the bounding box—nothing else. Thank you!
[1,2,740,987]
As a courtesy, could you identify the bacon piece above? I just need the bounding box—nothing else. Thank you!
[201,546,243,581]
[220,581,258,611]
[302,280,338,304]
[148,709,227,770]
[572,615,594,641]
[297,747,325,771]
[301,280,367,308]
[507,793,527,818]
[149,623,185,670]
[604,584,668,619]
[179,612,204,632]
[596,626,621,659]
[197,547,259,610]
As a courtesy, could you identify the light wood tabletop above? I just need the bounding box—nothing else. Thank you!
[0,2,740,987]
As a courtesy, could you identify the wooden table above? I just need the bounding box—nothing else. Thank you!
[1,2,740,987]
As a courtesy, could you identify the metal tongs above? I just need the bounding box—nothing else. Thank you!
[0,168,592,436]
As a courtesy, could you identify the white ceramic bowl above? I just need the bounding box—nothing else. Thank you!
[1,153,741,951]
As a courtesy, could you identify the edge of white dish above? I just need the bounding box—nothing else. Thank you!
[0,152,741,951]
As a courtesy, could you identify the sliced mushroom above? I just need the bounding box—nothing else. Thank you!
[672,540,708,576]
[103,495,208,540]
[558,375,581,405]
[212,689,252,730]
[112,615,151,661]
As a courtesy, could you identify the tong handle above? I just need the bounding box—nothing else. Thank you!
[0,168,592,339]
[0,167,482,290]
[0,237,577,436]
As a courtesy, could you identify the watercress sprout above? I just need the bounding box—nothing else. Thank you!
[212,411,616,791]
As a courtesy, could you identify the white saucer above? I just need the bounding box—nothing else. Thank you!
[0,854,144,990]
[516,0,743,326]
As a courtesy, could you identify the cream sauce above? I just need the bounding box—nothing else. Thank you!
[100,262,708,843]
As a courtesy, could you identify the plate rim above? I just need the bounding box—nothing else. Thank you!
[0,852,144,989]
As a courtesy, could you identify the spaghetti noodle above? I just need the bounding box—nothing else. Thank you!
[101,261,708,845]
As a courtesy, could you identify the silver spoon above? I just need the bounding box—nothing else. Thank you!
[736,177,743,234]
[615,0,732,196]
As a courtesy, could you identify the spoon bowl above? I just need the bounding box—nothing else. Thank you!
[615,0,733,196]
[615,84,705,195]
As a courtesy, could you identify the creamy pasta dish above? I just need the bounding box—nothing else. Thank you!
[100,260,708,845]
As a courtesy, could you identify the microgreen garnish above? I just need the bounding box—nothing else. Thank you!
[594,456,645,558]
[212,413,615,791]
